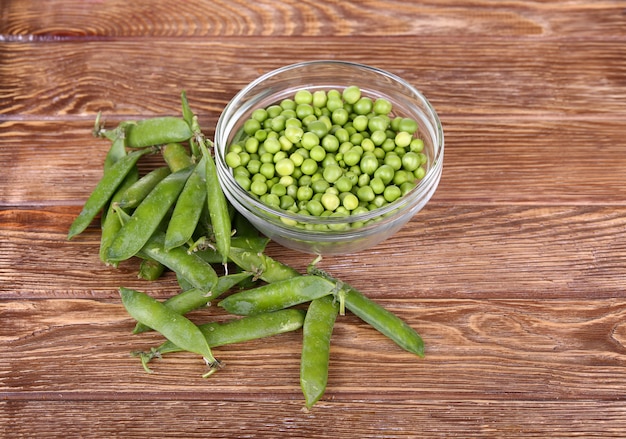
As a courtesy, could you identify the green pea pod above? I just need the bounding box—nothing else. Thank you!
[119,287,220,373]
[301,295,339,409]
[218,275,335,316]
[308,265,424,358]
[125,117,193,148]
[138,231,219,293]
[105,165,194,262]
[149,309,306,357]
[164,154,208,250]
[228,246,301,283]
[137,258,165,281]
[116,166,171,209]
[132,271,252,334]
[99,168,139,266]
[67,148,153,240]
[162,142,194,173]
[197,132,231,265]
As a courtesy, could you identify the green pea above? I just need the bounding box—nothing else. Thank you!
[310,145,326,162]
[301,132,320,150]
[331,108,349,126]
[300,295,339,409]
[342,192,359,211]
[219,275,335,316]
[373,98,392,115]
[306,199,325,216]
[312,90,328,108]
[301,158,319,175]
[251,179,268,196]
[374,164,395,185]
[395,131,413,148]
[243,118,262,136]
[359,153,379,176]
[321,192,340,211]
[251,108,268,122]
[119,287,220,373]
[321,134,339,153]
[410,138,425,153]
[124,117,193,148]
[356,185,375,202]
[383,185,402,202]
[342,85,361,104]
[297,185,313,202]
[67,148,153,240]
[275,158,295,177]
[335,175,353,193]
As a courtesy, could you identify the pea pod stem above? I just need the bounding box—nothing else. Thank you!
[307,263,425,358]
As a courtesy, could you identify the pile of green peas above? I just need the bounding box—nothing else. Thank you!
[68,90,425,409]
[225,86,428,228]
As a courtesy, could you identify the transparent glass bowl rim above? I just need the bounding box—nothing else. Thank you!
[215,60,444,228]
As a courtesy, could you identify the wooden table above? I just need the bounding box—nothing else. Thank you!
[2,1,625,437]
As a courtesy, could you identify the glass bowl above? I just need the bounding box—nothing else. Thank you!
[214,60,444,255]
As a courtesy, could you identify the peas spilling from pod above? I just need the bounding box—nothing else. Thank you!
[225,86,428,228]
[68,90,424,409]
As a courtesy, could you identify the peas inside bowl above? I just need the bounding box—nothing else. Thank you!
[215,60,444,255]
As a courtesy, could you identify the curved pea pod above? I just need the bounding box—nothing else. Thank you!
[137,309,306,371]
[138,231,219,293]
[301,295,339,409]
[132,271,252,334]
[308,265,424,358]
[116,166,171,209]
[228,246,300,283]
[164,154,208,250]
[218,275,335,316]
[119,287,219,373]
[124,116,193,148]
[105,165,194,262]
[67,148,153,240]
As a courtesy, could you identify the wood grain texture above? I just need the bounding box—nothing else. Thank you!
[1,38,625,118]
[2,0,626,437]
[2,0,626,39]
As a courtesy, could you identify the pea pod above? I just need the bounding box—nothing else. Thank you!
[105,165,194,262]
[116,166,171,209]
[196,124,231,265]
[111,206,218,292]
[228,246,300,283]
[162,142,194,173]
[164,154,208,250]
[119,287,220,375]
[136,309,306,372]
[67,147,153,240]
[132,271,252,334]
[308,265,424,358]
[301,295,339,409]
[218,275,335,316]
[139,231,218,293]
[137,258,165,281]
[125,117,193,148]
[99,169,139,266]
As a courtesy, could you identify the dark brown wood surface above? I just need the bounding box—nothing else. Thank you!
[2,1,626,437]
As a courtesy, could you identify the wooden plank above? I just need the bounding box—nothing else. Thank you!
[2,297,626,400]
[2,204,625,300]
[1,118,625,207]
[0,38,625,118]
[1,0,625,39]
[2,399,626,438]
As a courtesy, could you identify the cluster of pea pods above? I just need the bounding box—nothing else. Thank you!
[67,92,424,409]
